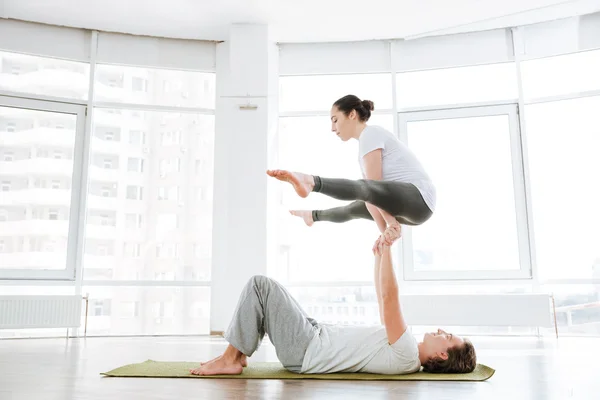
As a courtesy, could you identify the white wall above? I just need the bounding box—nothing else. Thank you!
[209,24,278,333]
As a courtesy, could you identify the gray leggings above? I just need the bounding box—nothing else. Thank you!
[312,176,433,226]
[224,275,318,373]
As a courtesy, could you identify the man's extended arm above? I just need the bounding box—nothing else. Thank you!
[378,245,408,344]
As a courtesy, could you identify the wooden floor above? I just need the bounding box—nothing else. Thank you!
[0,335,598,400]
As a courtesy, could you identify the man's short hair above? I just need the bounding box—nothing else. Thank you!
[422,339,476,373]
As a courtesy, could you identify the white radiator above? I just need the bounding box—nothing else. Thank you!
[400,293,555,328]
[0,295,82,329]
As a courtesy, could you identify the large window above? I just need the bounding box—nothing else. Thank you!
[0,97,86,280]
[4,18,600,339]
[543,284,600,336]
[396,63,518,109]
[0,51,90,100]
[80,286,210,335]
[525,96,600,281]
[521,49,600,100]
[79,62,215,335]
[0,34,216,337]
[83,108,215,283]
[94,64,215,108]
[521,52,600,336]
[279,73,393,112]
[398,105,529,280]
[287,285,381,326]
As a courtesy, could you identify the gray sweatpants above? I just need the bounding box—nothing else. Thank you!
[224,275,319,373]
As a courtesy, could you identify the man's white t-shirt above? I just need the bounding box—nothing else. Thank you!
[358,125,436,212]
[300,324,421,375]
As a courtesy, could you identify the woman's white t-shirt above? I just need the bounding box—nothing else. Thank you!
[357,125,436,212]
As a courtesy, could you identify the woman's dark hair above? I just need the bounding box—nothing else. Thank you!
[333,95,374,122]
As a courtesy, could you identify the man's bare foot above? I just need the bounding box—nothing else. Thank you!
[266,169,315,198]
[201,354,247,367]
[290,210,314,227]
[190,356,244,376]
[199,355,218,366]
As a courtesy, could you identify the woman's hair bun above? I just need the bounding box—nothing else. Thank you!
[361,99,374,111]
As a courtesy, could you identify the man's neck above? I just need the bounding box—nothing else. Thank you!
[417,342,428,365]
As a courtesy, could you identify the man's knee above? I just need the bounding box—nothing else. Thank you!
[249,274,271,287]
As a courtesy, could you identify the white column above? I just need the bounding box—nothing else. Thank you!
[210,24,279,333]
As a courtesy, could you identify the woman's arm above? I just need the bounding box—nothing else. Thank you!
[367,202,388,234]
[362,149,401,229]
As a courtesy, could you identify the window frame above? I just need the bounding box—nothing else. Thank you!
[0,94,87,280]
[397,103,532,281]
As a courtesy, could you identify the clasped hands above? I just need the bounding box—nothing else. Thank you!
[372,221,402,255]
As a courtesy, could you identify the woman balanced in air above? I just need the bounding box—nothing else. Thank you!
[268,94,436,253]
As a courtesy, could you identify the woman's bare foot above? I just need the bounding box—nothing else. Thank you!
[201,354,247,367]
[266,170,315,198]
[290,210,314,227]
[190,355,244,376]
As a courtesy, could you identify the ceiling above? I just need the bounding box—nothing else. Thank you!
[1,0,598,43]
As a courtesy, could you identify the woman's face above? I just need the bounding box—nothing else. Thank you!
[330,106,357,142]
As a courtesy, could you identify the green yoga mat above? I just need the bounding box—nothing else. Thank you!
[101,360,495,381]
